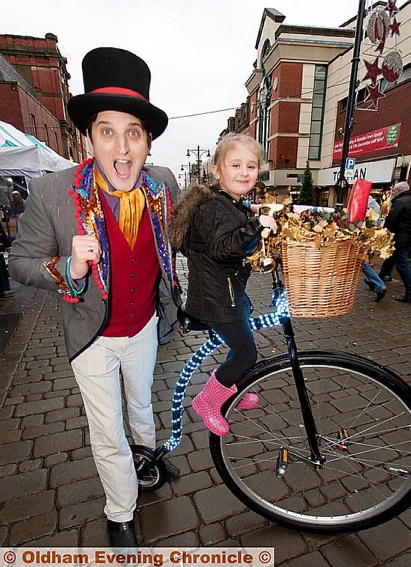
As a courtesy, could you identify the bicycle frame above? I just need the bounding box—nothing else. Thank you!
[153,268,325,468]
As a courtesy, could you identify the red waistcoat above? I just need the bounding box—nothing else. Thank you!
[100,194,160,337]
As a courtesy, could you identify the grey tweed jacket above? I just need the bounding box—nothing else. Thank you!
[9,165,181,362]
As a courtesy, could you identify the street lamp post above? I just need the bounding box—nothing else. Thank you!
[180,163,192,188]
[186,146,211,184]
[335,0,366,210]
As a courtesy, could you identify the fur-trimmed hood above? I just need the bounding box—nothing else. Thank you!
[170,184,215,252]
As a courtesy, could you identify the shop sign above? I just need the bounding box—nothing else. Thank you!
[318,157,397,186]
[333,124,401,160]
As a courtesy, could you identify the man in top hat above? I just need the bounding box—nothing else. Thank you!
[9,47,181,547]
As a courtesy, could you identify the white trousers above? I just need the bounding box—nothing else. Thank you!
[71,314,158,522]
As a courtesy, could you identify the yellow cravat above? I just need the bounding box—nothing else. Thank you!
[95,169,145,249]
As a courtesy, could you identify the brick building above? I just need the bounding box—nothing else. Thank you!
[231,1,411,205]
[0,33,85,163]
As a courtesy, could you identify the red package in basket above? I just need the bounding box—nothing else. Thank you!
[346,179,372,222]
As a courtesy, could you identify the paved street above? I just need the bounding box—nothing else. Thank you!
[1,256,411,566]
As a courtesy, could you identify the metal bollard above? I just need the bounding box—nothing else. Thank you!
[0,252,13,298]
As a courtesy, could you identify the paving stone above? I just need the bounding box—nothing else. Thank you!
[0,469,48,503]
[199,522,227,546]
[33,430,83,457]
[284,551,331,567]
[0,429,21,443]
[225,510,269,538]
[241,524,307,565]
[193,484,247,524]
[57,477,104,507]
[140,496,200,543]
[80,517,110,547]
[49,456,97,488]
[358,519,411,562]
[44,452,68,467]
[187,447,214,472]
[9,511,58,546]
[0,463,17,478]
[59,497,106,529]
[14,397,65,417]
[153,531,199,547]
[0,491,55,524]
[320,533,377,567]
[21,414,44,428]
[21,422,65,440]
[9,381,52,397]
[19,459,43,473]
[45,407,79,423]
[171,471,213,497]
[26,528,79,547]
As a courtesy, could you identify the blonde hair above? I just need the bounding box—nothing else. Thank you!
[213,133,264,169]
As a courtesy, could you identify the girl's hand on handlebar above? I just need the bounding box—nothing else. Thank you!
[259,214,278,235]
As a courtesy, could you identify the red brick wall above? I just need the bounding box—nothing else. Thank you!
[0,83,63,153]
[334,80,411,164]
[269,62,303,167]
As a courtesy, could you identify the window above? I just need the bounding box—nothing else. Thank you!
[308,65,327,160]
[30,114,37,138]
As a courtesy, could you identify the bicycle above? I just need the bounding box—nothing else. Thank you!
[131,265,411,534]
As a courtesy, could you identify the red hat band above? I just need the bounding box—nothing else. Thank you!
[91,86,145,99]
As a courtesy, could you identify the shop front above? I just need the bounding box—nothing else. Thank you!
[317,155,408,206]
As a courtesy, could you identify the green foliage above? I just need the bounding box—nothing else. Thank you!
[297,160,315,205]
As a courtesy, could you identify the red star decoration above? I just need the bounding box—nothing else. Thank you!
[386,0,398,17]
[390,17,401,36]
[367,83,386,108]
[363,57,382,84]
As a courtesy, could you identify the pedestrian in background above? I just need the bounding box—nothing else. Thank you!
[170,133,277,436]
[378,181,411,303]
[9,47,181,548]
[9,190,25,231]
[363,195,387,302]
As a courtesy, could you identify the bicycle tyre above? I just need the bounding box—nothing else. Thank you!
[130,445,167,492]
[209,351,411,533]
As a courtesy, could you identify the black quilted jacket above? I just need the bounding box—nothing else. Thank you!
[178,187,263,324]
[384,190,411,247]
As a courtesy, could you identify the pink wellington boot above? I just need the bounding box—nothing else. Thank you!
[235,392,260,410]
[192,371,259,436]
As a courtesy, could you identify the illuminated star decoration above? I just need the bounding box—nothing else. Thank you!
[390,17,401,36]
[386,0,398,17]
[363,57,382,84]
[366,83,386,108]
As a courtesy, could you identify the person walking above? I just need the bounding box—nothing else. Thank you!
[378,181,411,303]
[362,195,387,302]
[9,47,181,547]
[170,133,277,436]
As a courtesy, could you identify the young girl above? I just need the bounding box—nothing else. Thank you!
[170,133,277,436]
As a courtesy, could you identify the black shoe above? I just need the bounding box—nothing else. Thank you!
[375,289,386,302]
[107,520,138,548]
[394,295,411,303]
[162,457,180,478]
[364,278,375,291]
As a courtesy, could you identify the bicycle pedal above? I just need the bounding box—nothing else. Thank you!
[276,447,288,477]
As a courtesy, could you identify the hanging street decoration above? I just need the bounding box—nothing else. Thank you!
[363,0,403,109]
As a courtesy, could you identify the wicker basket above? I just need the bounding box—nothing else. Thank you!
[281,239,363,318]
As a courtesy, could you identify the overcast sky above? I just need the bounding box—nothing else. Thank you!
[2,1,382,181]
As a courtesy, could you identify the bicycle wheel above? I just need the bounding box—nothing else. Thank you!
[209,351,411,533]
[130,445,167,492]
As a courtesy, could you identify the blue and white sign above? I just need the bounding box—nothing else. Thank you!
[345,157,356,179]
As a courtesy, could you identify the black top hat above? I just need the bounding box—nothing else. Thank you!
[67,47,168,139]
